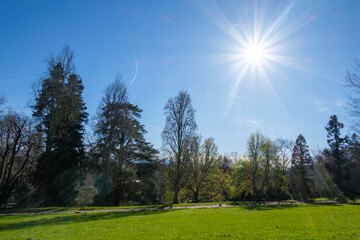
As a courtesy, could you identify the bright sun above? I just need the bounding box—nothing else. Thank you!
[244,43,266,63]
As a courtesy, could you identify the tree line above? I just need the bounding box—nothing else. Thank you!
[1,47,360,207]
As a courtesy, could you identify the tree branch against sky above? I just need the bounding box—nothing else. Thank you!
[346,60,360,133]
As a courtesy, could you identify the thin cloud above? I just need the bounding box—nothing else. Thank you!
[243,119,261,126]
[313,99,345,113]
[314,106,330,113]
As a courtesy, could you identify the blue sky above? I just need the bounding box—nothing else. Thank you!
[1,0,360,155]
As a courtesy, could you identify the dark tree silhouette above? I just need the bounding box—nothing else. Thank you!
[290,134,314,201]
[0,112,41,205]
[93,76,157,206]
[32,47,88,206]
[346,133,360,197]
[323,115,349,200]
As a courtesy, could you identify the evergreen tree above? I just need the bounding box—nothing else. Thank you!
[32,47,88,206]
[290,134,314,201]
[93,76,157,206]
[346,134,360,197]
[324,115,350,199]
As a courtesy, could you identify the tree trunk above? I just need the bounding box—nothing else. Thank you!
[194,190,199,203]
[114,193,121,206]
[173,189,179,204]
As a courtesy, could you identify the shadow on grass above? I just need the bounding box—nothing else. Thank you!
[242,202,342,211]
[243,204,300,211]
[0,207,71,215]
[348,202,360,205]
[0,205,166,215]
[0,209,168,232]
[225,201,253,205]
[307,202,342,206]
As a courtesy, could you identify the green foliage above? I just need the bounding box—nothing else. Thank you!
[231,159,253,199]
[186,137,220,202]
[232,132,290,202]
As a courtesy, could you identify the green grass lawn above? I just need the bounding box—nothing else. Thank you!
[0,205,161,214]
[0,203,223,215]
[1,204,360,239]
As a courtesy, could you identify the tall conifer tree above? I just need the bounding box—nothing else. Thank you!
[291,134,314,200]
[32,47,88,206]
[93,76,157,206]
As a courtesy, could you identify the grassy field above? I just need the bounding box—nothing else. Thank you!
[0,201,289,214]
[0,205,162,214]
[0,202,223,214]
[1,204,360,239]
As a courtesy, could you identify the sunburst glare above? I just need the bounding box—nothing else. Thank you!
[190,0,331,113]
[244,43,266,63]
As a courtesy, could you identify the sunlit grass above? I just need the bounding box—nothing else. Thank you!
[1,204,360,239]
[309,198,331,201]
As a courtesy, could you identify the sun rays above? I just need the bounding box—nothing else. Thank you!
[188,0,336,140]
[190,0,331,104]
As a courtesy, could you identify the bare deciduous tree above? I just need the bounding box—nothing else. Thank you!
[0,112,41,205]
[275,138,293,201]
[162,90,197,203]
[276,138,293,173]
[346,60,360,133]
[0,95,4,106]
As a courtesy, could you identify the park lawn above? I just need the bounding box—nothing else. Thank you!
[1,204,360,239]
[0,205,162,214]
[0,202,226,215]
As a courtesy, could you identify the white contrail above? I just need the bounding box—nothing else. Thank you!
[129,38,138,85]
[124,18,138,85]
